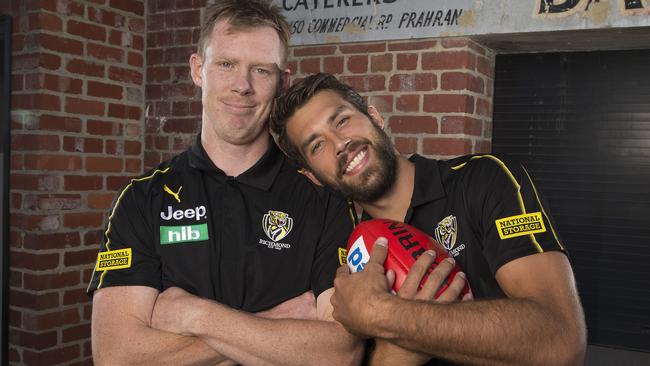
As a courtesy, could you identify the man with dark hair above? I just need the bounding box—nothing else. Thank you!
[88,3,365,365]
[270,73,587,365]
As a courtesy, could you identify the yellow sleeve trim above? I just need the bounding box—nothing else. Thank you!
[452,155,546,252]
[87,167,171,293]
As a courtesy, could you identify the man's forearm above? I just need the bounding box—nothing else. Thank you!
[371,297,584,366]
[186,297,362,366]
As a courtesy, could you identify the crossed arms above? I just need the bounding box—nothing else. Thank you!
[92,286,362,366]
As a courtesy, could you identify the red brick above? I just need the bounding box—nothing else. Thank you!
[38,33,83,55]
[129,17,145,33]
[293,46,337,57]
[28,194,82,211]
[12,74,23,92]
[423,138,473,156]
[63,322,91,342]
[347,55,368,73]
[125,158,142,173]
[9,328,58,349]
[23,344,80,365]
[88,81,123,100]
[441,72,484,93]
[38,115,81,133]
[12,134,60,151]
[163,118,200,134]
[107,175,131,190]
[162,83,197,99]
[64,248,101,267]
[62,136,102,154]
[110,0,145,16]
[108,104,141,120]
[88,193,115,210]
[88,7,125,28]
[396,95,420,112]
[389,73,437,92]
[63,212,105,229]
[368,95,393,113]
[371,54,393,72]
[299,58,320,74]
[23,271,80,292]
[11,250,59,270]
[10,290,59,311]
[12,94,60,112]
[28,12,62,32]
[67,20,106,42]
[441,38,470,49]
[8,347,20,364]
[340,43,385,54]
[11,154,24,171]
[11,213,60,231]
[87,43,123,62]
[323,56,344,74]
[108,66,143,85]
[84,230,103,247]
[11,174,60,191]
[86,156,122,173]
[395,137,418,154]
[24,154,82,171]
[339,75,385,92]
[467,41,488,56]
[476,139,492,153]
[31,74,82,94]
[388,40,437,51]
[65,97,105,117]
[13,52,61,71]
[87,120,123,136]
[124,140,142,155]
[389,116,438,134]
[147,66,171,83]
[128,51,144,67]
[441,116,483,136]
[422,51,476,71]
[423,94,474,114]
[477,56,494,78]
[166,9,200,27]
[476,98,492,117]
[163,46,195,64]
[67,59,105,77]
[64,175,103,191]
[396,53,418,70]
[24,232,81,250]
[54,0,85,16]
[12,34,24,53]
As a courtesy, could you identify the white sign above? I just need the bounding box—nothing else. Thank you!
[273,0,650,46]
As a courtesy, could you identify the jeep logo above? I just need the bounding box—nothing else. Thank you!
[160,206,207,221]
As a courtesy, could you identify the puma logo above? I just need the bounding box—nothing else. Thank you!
[164,184,182,203]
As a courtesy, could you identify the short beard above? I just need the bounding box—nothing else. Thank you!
[313,124,398,203]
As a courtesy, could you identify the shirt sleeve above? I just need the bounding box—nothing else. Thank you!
[310,191,355,298]
[87,181,161,295]
[465,155,566,275]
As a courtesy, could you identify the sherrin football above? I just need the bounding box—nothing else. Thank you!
[346,219,470,298]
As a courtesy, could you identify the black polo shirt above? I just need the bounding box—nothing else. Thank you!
[87,136,354,312]
[364,153,566,299]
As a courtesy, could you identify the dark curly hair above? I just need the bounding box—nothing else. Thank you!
[270,73,370,167]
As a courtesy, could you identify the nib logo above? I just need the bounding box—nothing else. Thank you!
[160,224,209,245]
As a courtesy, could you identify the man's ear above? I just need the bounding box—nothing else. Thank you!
[367,105,385,129]
[279,68,291,94]
[189,53,203,87]
[299,168,323,187]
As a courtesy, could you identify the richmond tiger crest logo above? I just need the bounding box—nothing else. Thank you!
[435,215,458,251]
[262,210,294,242]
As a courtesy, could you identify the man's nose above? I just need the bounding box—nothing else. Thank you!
[231,68,253,95]
[335,137,352,157]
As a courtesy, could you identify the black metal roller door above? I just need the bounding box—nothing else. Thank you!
[492,49,650,352]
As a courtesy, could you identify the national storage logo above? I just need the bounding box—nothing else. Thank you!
[160,224,209,244]
[95,248,132,271]
[495,212,546,239]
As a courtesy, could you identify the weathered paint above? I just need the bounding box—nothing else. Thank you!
[274,0,650,45]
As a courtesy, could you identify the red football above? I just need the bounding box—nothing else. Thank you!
[346,219,470,298]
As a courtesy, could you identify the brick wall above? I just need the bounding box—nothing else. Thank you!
[5,0,145,364]
[289,38,495,158]
[145,0,204,169]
